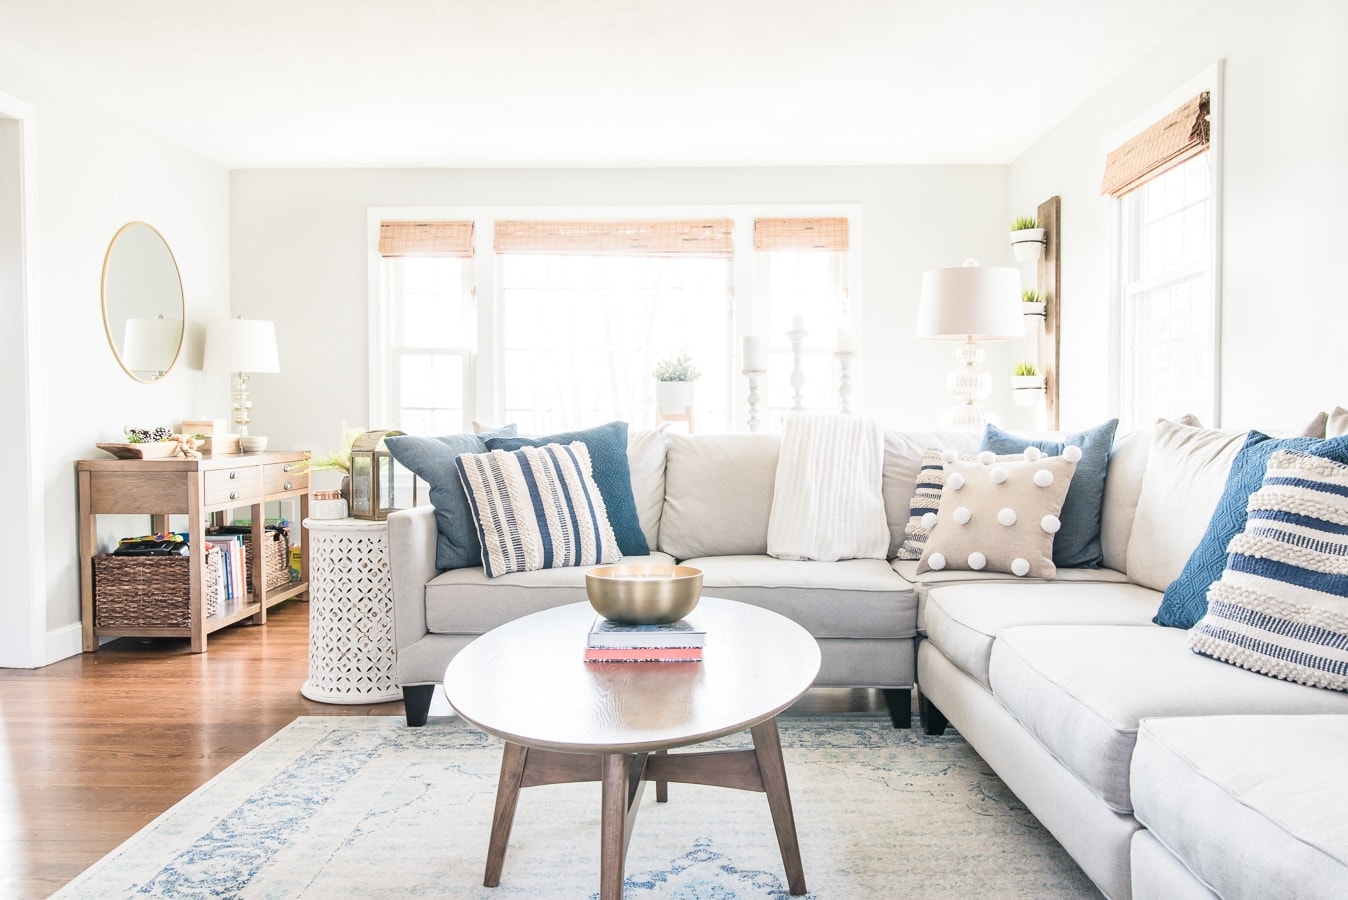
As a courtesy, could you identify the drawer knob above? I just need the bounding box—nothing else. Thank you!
[229,490,239,500]
[283,464,292,472]
[283,481,293,491]
[228,470,238,480]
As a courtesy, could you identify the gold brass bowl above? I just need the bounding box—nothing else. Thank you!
[585,564,703,625]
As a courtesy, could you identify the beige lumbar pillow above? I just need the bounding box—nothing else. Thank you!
[916,447,1079,579]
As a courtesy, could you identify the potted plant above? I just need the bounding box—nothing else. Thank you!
[653,353,700,414]
[1011,361,1046,407]
[1011,215,1046,262]
[1022,288,1046,318]
[304,422,364,499]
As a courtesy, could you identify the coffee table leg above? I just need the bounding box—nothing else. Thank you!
[751,718,807,896]
[655,749,668,802]
[600,753,629,900]
[484,741,528,887]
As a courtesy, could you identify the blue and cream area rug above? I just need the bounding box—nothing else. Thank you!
[57,715,1096,898]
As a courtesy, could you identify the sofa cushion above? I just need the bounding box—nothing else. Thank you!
[658,433,780,559]
[487,421,648,557]
[456,442,620,577]
[981,419,1118,569]
[988,625,1348,814]
[627,427,668,551]
[1188,449,1348,689]
[1100,426,1151,573]
[923,581,1159,689]
[384,424,518,571]
[424,552,678,634]
[1329,406,1348,438]
[684,554,916,639]
[1131,715,1348,900]
[1156,432,1348,628]
[882,429,984,558]
[917,451,1078,579]
[1126,420,1248,592]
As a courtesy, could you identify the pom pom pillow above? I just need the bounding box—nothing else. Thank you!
[917,447,1079,579]
[895,448,1022,561]
[456,441,620,578]
[1188,449,1348,691]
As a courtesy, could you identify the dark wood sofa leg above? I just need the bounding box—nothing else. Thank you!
[882,688,912,729]
[403,684,435,727]
[917,689,948,736]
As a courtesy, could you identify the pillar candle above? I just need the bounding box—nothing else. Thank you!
[742,335,765,371]
[836,327,855,354]
[790,314,806,332]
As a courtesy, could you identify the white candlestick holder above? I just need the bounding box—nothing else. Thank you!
[787,328,807,412]
[835,350,855,414]
[742,368,766,433]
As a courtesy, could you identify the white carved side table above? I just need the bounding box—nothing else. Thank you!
[300,517,401,704]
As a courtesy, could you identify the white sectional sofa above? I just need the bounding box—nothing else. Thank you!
[387,415,1348,899]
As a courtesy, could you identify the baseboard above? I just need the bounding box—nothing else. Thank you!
[45,622,85,665]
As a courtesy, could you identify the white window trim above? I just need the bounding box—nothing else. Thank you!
[367,204,863,430]
[1103,60,1224,428]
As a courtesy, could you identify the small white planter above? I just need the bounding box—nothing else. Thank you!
[1011,227,1046,262]
[1011,375,1046,407]
[656,380,695,414]
[1022,300,1047,319]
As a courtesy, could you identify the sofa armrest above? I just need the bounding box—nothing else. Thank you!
[387,505,440,654]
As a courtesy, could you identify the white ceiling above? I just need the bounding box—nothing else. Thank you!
[0,0,1207,169]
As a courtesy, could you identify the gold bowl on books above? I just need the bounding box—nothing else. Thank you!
[585,564,703,625]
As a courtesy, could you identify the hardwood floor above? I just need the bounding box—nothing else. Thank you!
[0,600,886,898]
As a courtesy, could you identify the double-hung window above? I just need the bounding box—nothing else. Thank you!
[1105,90,1218,429]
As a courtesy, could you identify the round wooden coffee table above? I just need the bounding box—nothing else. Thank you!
[444,595,821,899]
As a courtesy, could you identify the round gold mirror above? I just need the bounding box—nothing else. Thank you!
[101,222,185,383]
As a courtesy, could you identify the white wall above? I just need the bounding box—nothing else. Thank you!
[1009,0,1348,431]
[231,165,1010,455]
[0,57,230,663]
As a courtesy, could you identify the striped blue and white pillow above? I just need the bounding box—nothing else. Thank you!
[455,441,621,578]
[1189,449,1348,691]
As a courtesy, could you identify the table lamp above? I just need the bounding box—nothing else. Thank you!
[203,316,280,437]
[916,262,1024,431]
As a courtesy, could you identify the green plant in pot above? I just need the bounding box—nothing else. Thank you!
[1022,288,1046,317]
[653,353,700,415]
[1011,361,1046,406]
[1011,215,1047,262]
[303,422,364,499]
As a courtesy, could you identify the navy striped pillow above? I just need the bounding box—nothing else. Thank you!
[456,441,621,578]
[1189,449,1348,691]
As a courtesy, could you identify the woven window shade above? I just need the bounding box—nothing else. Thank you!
[493,219,734,257]
[378,221,475,257]
[1101,93,1211,198]
[753,217,849,252]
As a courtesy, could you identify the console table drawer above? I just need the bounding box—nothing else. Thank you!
[203,466,261,505]
[264,461,308,494]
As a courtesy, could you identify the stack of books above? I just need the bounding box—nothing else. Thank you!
[584,617,706,663]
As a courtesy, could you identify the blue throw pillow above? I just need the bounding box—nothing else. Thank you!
[981,419,1119,569]
[384,424,518,571]
[487,421,649,556]
[1154,431,1348,628]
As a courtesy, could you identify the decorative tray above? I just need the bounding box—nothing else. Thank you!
[95,441,183,460]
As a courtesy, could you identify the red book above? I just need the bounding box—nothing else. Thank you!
[584,646,703,663]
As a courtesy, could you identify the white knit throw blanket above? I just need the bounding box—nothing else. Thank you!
[767,413,890,561]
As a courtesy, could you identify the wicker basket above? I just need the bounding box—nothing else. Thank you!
[208,526,292,594]
[94,545,223,628]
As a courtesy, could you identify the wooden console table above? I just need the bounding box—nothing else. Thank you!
[77,450,311,653]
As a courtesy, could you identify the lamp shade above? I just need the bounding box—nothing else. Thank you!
[916,265,1024,341]
[203,317,280,373]
[122,315,183,372]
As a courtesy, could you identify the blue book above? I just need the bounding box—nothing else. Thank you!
[587,615,706,649]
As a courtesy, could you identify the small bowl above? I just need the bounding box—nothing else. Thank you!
[239,435,268,453]
[585,564,703,625]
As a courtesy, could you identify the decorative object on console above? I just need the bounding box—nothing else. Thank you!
[1188,449,1348,691]
[1154,431,1348,629]
[456,442,619,578]
[741,335,766,433]
[202,316,280,437]
[1010,215,1046,262]
[487,420,649,556]
[382,425,519,570]
[585,563,703,625]
[982,419,1119,569]
[916,447,1079,579]
[915,262,1024,431]
[239,435,268,453]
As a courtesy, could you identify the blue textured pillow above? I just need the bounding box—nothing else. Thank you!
[1155,431,1348,628]
[384,424,519,571]
[487,421,649,556]
[981,419,1119,569]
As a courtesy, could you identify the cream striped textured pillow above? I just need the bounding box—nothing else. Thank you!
[456,441,620,577]
[1189,448,1348,690]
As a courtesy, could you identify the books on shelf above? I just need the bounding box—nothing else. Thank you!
[585,615,705,663]
[202,533,246,604]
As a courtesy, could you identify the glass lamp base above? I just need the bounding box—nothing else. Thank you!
[938,403,999,432]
